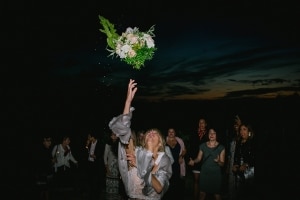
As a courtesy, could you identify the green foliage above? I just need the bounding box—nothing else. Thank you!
[123,47,157,70]
[98,15,119,49]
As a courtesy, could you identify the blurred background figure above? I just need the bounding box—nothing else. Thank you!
[164,128,187,200]
[188,117,209,200]
[52,135,78,189]
[85,132,105,200]
[34,136,55,200]
[226,115,242,200]
[136,130,145,147]
[232,123,255,200]
[104,131,121,200]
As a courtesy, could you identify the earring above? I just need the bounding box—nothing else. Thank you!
[248,132,251,136]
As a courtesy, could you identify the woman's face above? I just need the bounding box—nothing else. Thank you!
[198,119,207,131]
[240,125,249,140]
[111,133,118,141]
[208,129,217,141]
[145,130,161,147]
[63,137,70,146]
[167,128,176,137]
[139,132,144,140]
[43,138,52,148]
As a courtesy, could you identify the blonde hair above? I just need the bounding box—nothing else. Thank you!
[130,130,137,146]
[143,128,166,152]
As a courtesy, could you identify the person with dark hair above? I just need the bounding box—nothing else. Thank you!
[188,117,209,200]
[85,132,105,200]
[104,131,121,200]
[232,123,255,200]
[136,130,145,147]
[188,127,225,200]
[164,128,186,200]
[34,136,55,200]
[226,115,242,200]
[52,135,78,188]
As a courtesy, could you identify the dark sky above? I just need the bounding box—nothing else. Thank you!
[21,1,300,100]
[10,0,300,133]
[5,2,298,195]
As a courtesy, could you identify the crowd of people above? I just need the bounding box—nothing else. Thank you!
[33,79,255,200]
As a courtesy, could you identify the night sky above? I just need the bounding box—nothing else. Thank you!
[5,1,299,197]
[10,1,299,133]
[31,1,300,101]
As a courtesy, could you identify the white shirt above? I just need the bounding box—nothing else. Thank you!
[88,140,97,162]
[52,144,78,172]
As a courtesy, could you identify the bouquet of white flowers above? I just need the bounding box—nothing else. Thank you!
[99,15,157,70]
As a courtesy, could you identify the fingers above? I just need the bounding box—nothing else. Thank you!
[126,153,136,165]
[127,79,138,100]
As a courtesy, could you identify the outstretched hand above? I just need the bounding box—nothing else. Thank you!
[123,79,138,114]
[126,79,138,103]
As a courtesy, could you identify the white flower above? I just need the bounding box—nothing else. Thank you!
[127,49,137,58]
[99,15,157,70]
[143,33,155,48]
[126,33,139,45]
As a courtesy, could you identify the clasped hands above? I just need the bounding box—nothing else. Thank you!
[232,164,248,173]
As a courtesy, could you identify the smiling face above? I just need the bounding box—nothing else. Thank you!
[208,128,217,141]
[239,125,250,141]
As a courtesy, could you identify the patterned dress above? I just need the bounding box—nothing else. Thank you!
[104,143,121,200]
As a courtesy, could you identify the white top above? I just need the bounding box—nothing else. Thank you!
[88,140,97,162]
[52,144,77,172]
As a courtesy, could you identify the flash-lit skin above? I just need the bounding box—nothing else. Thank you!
[110,79,172,198]
[198,119,207,133]
[232,124,254,173]
[188,129,225,167]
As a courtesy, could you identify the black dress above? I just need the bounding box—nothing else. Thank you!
[164,141,184,199]
[188,131,209,172]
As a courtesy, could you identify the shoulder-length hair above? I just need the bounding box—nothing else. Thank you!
[143,128,166,152]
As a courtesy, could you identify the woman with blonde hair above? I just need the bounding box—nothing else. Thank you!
[109,79,172,200]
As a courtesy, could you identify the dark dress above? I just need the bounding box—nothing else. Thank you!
[233,138,255,199]
[34,145,54,192]
[86,140,105,200]
[164,142,183,199]
[199,143,225,194]
[188,131,208,172]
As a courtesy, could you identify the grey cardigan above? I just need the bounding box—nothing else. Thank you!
[109,107,172,200]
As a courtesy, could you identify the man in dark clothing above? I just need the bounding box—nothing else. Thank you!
[85,132,105,200]
[34,136,55,200]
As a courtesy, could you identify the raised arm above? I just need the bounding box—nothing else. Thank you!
[108,79,138,144]
[123,79,137,114]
